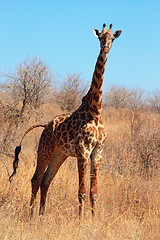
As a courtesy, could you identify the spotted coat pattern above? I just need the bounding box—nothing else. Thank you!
[29,23,122,217]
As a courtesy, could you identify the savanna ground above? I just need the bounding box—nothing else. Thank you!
[0,104,160,240]
[0,57,160,239]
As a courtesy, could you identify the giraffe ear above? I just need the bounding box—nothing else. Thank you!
[93,29,100,38]
[113,30,122,39]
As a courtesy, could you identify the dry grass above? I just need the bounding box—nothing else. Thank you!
[0,106,160,240]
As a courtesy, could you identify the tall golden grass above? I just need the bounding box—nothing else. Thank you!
[0,106,160,239]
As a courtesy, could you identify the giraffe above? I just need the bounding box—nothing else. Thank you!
[10,23,122,217]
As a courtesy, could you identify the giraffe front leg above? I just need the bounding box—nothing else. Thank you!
[77,156,88,218]
[90,147,102,216]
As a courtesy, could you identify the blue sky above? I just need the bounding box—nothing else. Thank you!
[0,0,160,92]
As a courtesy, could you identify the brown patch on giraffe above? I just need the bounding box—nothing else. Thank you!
[84,137,92,146]
[72,114,76,121]
[72,120,77,126]
[69,130,74,141]
[92,78,98,89]
[97,63,103,70]
[101,67,105,75]
[86,112,93,121]
[77,120,82,126]
[95,70,101,79]
[63,135,68,143]
[64,143,70,149]
[59,139,64,146]
[92,92,99,102]
[62,131,67,139]
[92,104,101,116]
[99,90,102,96]
[80,112,86,119]
[95,129,98,139]
[85,102,90,112]
[89,107,94,114]
[100,56,104,62]
[99,118,103,125]
[67,120,72,131]
[61,124,66,132]
[75,131,79,138]
[98,132,103,141]
[82,131,86,138]
[94,118,98,125]
[55,131,61,141]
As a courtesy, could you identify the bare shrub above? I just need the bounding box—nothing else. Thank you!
[102,108,137,176]
[127,88,144,110]
[102,108,160,178]
[0,88,20,152]
[147,89,160,113]
[130,110,160,177]
[104,85,144,110]
[104,85,130,109]
[56,73,88,112]
[2,56,54,116]
[0,56,55,152]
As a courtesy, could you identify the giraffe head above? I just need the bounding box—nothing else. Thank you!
[93,23,122,54]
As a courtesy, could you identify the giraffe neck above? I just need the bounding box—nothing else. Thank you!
[83,50,107,120]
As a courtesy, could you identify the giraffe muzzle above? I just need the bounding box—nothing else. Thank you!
[103,46,110,54]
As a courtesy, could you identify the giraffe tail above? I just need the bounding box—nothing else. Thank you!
[9,124,46,182]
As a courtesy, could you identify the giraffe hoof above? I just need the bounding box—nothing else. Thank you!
[79,193,86,201]
[91,194,97,201]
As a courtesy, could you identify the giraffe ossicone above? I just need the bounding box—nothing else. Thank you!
[11,23,122,218]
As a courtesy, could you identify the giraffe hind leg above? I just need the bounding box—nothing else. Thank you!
[39,148,67,215]
[29,151,54,217]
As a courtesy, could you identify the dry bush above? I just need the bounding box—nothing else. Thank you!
[130,110,160,177]
[102,107,160,178]
[148,88,160,113]
[0,56,56,153]
[0,100,63,153]
[104,85,144,109]
[2,56,54,114]
[56,73,89,112]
